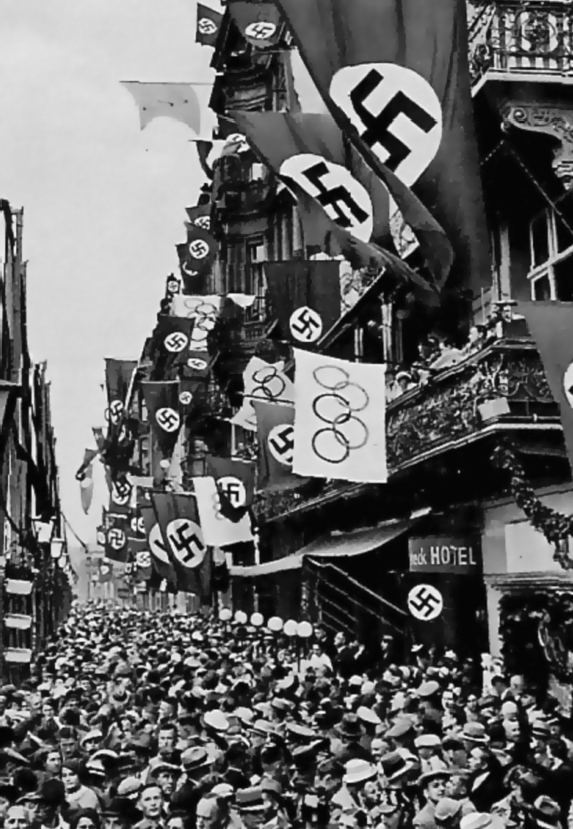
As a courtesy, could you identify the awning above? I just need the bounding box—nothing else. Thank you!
[230,519,412,578]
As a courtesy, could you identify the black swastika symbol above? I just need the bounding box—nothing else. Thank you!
[350,69,437,172]
[268,425,294,465]
[302,162,369,228]
[169,522,205,565]
[290,307,322,342]
[408,585,443,621]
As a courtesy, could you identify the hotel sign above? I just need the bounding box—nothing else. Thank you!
[408,536,481,574]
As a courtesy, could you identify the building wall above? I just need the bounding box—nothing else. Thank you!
[482,484,573,655]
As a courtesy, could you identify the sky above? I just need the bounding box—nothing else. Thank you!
[0,0,222,547]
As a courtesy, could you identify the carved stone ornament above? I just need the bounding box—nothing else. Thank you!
[502,101,573,189]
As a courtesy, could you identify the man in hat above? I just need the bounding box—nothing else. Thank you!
[196,793,244,829]
[331,759,377,815]
[4,805,32,829]
[333,716,372,765]
[413,771,450,829]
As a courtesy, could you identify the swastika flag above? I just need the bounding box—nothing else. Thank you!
[275,0,490,302]
[141,381,182,457]
[519,302,573,480]
[234,111,435,297]
[151,491,212,600]
[139,503,177,588]
[205,455,255,521]
[264,260,341,349]
[196,4,223,46]
[252,400,304,492]
[228,2,281,49]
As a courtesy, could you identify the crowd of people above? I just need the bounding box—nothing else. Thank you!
[0,604,571,829]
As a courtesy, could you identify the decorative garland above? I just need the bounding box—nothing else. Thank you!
[499,591,573,685]
[492,443,573,570]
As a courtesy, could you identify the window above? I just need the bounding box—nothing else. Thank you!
[529,206,573,300]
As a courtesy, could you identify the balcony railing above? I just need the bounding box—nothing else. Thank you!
[468,1,573,86]
[253,336,560,523]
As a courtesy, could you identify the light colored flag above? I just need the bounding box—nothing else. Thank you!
[193,477,253,546]
[121,82,202,133]
[170,294,222,352]
[293,348,387,483]
[231,357,294,432]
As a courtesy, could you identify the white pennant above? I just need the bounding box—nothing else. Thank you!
[292,349,387,483]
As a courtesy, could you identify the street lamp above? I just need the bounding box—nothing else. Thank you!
[250,612,264,627]
[234,610,247,625]
[219,608,232,623]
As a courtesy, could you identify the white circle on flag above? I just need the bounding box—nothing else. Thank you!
[187,357,208,371]
[194,216,211,230]
[268,424,294,467]
[166,278,181,295]
[280,153,373,242]
[149,525,170,564]
[106,399,124,425]
[181,263,200,278]
[179,391,193,406]
[218,476,247,508]
[101,564,111,577]
[407,584,443,621]
[136,551,152,569]
[107,529,126,551]
[289,307,323,343]
[563,361,573,409]
[198,17,217,35]
[164,332,189,353]
[188,239,210,259]
[245,21,277,40]
[155,408,181,433]
[166,518,206,569]
[330,63,442,188]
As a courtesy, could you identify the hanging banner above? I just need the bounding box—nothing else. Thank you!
[196,3,223,46]
[264,260,341,347]
[231,357,295,432]
[141,381,182,456]
[170,294,223,352]
[253,400,301,491]
[519,302,573,479]
[293,349,387,483]
[275,0,490,295]
[228,1,282,49]
[193,476,253,546]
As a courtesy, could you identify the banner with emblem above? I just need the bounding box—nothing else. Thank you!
[130,538,153,583]
[165,273,182,300]
[151,491,212,600]
[141,381,182,456]
[186,203,212,230]
[231,357,295,432]
[252,401,301,491]
[275,0,490,296]
[109,473,135,515]
[264,261,341,348]
[139,503,177,586]
[234,111,434,296]
[193,476,253,546]
[105,359,136,433]
[170,294,223,352]
[518,302,573,477]
[205,455,255,521]
[196,3,223,46]
[151,316,195,376]
[104,514,130,563]
[234,112,393,247]
[228,1,281,49]
[177,224,217,276]
[293,348,387,483]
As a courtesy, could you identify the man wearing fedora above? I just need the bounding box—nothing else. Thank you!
[333,716,373,765]
[413,770,450,829]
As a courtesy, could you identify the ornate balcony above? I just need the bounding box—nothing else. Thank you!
[254,336,561,523]
[468,1,573,87]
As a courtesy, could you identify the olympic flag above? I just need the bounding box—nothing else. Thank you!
[293,349,387,483]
